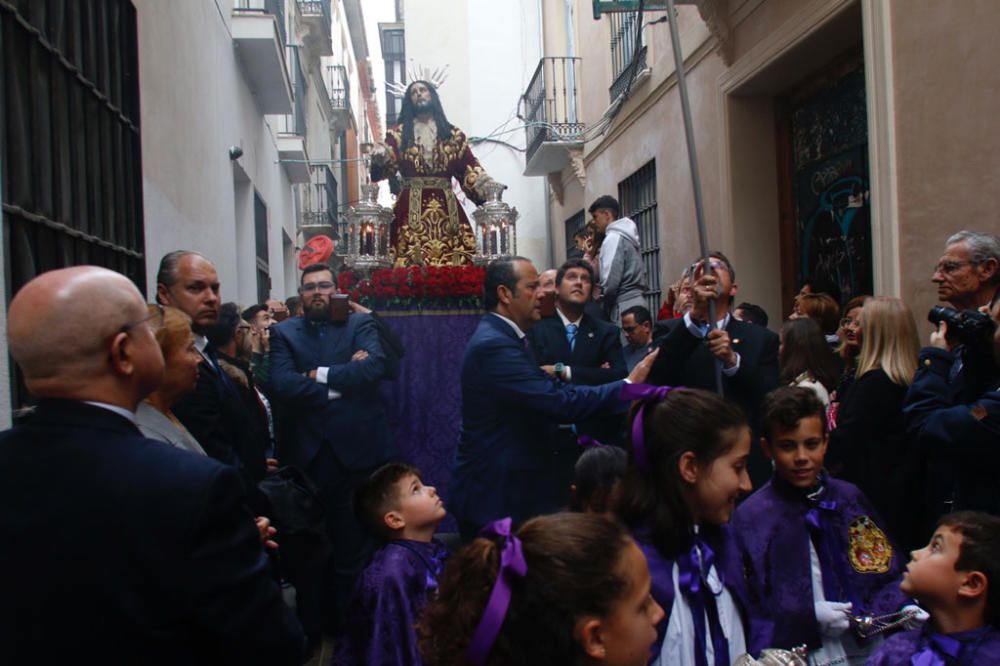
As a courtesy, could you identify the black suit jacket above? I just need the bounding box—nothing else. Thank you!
[648,316,779,485]
[527,313,627,385]
[173,345,268,483]
[0,400,304,665]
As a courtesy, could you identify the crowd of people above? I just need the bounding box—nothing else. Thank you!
[1,223,999,666]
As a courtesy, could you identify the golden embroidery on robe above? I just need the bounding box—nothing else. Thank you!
[847,515,893,574]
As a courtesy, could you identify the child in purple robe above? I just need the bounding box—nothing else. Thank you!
[614,386,772,665]
[418,512,665,666]
[867,511,1000,665]
[732,387,918,665]
[332,462,449,666]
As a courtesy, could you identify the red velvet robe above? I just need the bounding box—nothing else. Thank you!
[371,124,488,267]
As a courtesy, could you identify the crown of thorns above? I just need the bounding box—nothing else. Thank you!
[385,63,449,97]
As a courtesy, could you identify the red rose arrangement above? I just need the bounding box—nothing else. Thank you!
[337,265,486,310]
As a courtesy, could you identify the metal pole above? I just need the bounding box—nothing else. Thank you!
[664,0,722,394]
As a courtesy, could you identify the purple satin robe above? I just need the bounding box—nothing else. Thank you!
[867,626,1000,665]
[635,524,773,663]
[732,476,909,651]
[332,539,449,666]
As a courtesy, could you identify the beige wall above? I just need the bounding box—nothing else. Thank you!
[889,0,1000,332]
[543,0,1000,333]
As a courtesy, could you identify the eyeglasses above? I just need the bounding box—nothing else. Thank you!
[934,260,978,275]
[300,281,336,293]
[122,303,164,333]
[840,317,862,329]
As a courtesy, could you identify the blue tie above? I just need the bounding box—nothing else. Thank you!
[566,323,578,352]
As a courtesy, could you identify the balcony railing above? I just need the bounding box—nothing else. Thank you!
[327,64,350,112]
[609,11,646,102]
[297,0,330,26]
[299,165,338,235]
[234,0,286,47]
[519,57,584,169]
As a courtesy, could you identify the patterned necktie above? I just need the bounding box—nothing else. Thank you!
[566,323,578,352]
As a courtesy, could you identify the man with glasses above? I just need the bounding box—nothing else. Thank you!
[268,262,392,635]
[647,251,779,486]
[932,230,1000,313]
[0,266,305,664]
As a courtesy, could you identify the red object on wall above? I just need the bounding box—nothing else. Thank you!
[299,235,334,269]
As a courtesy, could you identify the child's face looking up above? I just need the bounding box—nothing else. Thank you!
[901,526,965,604]
[764,415,828,490]
[687,426,752,525]
[395,474,446,528]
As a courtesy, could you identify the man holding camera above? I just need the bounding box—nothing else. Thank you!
[268,262,392,633]
[904,231,1000,527]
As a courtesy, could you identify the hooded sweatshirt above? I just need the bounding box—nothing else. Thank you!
[599,216,648,312]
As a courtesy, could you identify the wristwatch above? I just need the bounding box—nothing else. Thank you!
[553,362,565,379]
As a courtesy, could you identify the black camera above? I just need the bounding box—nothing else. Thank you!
[927,306,995,344]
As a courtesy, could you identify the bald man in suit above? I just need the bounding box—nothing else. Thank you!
[0,266,303,665]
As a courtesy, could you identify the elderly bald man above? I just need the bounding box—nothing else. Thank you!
[0,266,305,665]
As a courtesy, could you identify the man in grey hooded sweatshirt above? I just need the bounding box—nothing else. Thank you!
[589,195,648,331]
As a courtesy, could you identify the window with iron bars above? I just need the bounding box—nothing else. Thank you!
[1,0,145,414]
[617,160,661,315]
[608,11,647,102]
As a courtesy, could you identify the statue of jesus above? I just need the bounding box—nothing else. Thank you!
[370,80,498,267]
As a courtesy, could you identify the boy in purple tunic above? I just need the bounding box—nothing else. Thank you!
[332,462,449,666]
[733,388,918,665]
[868,512,1000,665]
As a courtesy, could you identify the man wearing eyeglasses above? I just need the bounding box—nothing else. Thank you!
[647,251,780,487]
[268,262,393,635]
[932,231,1000,313]
[0,266,305,664]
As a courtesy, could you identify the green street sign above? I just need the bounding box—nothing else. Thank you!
[592,1,671,19]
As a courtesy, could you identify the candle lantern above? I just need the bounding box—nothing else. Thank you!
[472,181,518,264]
[344,182,393,269]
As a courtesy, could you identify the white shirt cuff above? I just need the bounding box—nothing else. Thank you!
[722,353,741,376]
[315,367,341,400]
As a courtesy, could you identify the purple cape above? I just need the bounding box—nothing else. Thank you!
[332,539,449,666]
[867,625,1000,665]
[635,524,773,663]
[732,476,909,651]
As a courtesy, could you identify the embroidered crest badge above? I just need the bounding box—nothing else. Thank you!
[848,515,893,573]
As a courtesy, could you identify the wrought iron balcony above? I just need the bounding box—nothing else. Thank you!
[297,0,333,57]
[326,64,352,132]
[519,57,584,176]
[298,165,339,240]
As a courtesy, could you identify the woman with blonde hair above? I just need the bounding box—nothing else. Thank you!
[135,304,206,455]
[828,297,921,548]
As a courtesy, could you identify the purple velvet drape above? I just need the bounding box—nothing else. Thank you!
[378,310,482,532]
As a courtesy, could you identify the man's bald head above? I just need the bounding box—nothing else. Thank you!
[8,266,164,404]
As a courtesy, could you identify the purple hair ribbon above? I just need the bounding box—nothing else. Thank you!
[465,517,528,666]
[619,383,683,471]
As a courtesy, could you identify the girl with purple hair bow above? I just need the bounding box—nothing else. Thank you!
[614,384,773,665]
[417,512,664,666]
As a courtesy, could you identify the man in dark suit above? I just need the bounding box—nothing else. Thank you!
[0,266,304,664]
[156,251,268,485]
[268,263,393,632]
[529,258,627,456]
[451,257,658,540]
[648,251,779,486]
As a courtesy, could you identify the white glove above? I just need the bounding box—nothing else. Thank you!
[815,601,852,637]
[901,604,930,629]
